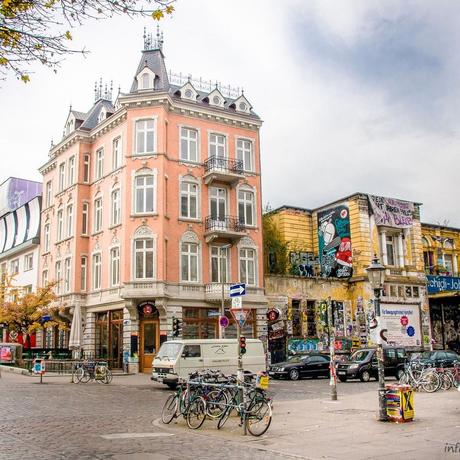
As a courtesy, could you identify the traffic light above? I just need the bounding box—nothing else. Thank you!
[172,317,182,337]
[239,336,247,355]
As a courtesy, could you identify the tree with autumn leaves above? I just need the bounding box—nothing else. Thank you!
[0,274,67,349]
[0,0,175,82]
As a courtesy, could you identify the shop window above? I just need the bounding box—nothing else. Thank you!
[95,310,123,369]
[291,299,302,337]
[306,301,316,337]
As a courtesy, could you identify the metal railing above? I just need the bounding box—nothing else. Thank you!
[205,215,245,233]
[204,156,244,174]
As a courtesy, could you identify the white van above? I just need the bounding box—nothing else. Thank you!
[151,339,266,388]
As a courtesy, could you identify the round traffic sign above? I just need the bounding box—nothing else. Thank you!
[219,316,229,328]
[400,316,409,326]
[407,326,415,337]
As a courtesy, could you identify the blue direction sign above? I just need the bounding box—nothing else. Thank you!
[230,283,246,297]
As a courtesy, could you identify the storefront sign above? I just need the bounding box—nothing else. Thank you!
[287,338,319,353]
[380,304,421,347]
[138,301,158,317]
[368,195,414,228]
[427,275,460,294]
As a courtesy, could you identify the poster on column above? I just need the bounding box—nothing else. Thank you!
[380,304,421,347]
[317,204,352,278]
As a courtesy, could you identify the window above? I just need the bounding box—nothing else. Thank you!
[182,308,218,339]
[209,133,226,158]
[181,242,199,282]
[82,202,89,235]
[211,246,228,283]
[95,148,104,180]
[142,73,150,89]
[42,269,48,287]
[134,238,154,279]
[68,156,75,185]
[236,139,253,171]
[134,174,155,214]
[10,259,19,275]
[182,345,201,358]
[112,137,122,170]
[238,190,255,226]
[23,253,33,271]
[58,163,65,191]
[93,197,103,233]
[210,187,226,221]
[83,154,90,183]
[240,248,256,286]
[80,256,87,291]
[111,189,121,226]
[55,261,61,294]
[57,208,64,241]
[110,247,120,287]
[66,204,73,238]
[444,254,453,274]
[92,253,102,290]
[23,285,32,294]
[180,181,198,219]
[135,119,155,155]
[45,181,52,208]
[44,223,50,252]
[180,127,198,162]
[386,235,396,266]
[64,258,71,292]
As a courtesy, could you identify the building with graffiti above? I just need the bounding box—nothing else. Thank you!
[265,193,430,363]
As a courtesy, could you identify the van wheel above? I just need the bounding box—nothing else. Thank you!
[289,369,300,381]
[166,383,177,390]
[360,370,371,382]
[338,377,347,383]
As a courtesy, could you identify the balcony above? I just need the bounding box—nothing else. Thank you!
[121,281,168,299]
[204,215,246,243]
[205,283,232,302]
[203,157,244,186]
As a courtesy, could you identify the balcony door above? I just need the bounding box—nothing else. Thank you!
[210,187,227,222]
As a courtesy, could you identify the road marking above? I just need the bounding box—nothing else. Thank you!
[101,433,174,440]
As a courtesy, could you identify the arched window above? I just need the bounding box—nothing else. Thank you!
[133,226,156,280]
[111,187,121,226]
[142,73,150,89]
[238,237,257,286]
[180,231,200,283]
[237,185,256,227]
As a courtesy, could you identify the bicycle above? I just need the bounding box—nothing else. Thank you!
[399,361,440,392]
[74,360,113,384]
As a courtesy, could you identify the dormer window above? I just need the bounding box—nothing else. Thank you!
[212,96,221,105]
[185,89,193,98]
[232,95,252,114]
[142,73,150,89]
[207,89,225,108]
[98,109,106,124]
[178,82,198,102]
[137,68,156,91]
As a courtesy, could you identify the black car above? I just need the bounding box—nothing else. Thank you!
[269,354,330,381]
[416,350,459,367]
[336,347,407,382]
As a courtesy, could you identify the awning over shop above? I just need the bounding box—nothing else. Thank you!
[428,291,460,299]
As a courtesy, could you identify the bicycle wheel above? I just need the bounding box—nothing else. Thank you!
[79,368,91,384]
[162,394,178,424]
[74,367,85,383]
[186,396,206,430]
[217,405,232,430]
[399,371,409,385]
[246,399,272,437]
[95,367,107,384]
[206,389,228,419]
[421,371,440,393]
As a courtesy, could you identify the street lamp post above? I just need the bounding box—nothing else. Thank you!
[366,255,388,422]
[219,244,232,339]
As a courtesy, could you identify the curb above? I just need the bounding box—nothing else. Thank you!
[0,364,31,376]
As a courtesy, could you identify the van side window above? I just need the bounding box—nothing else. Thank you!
[396,349,405,359]
[183,345,201,358]
[386,349,396,359]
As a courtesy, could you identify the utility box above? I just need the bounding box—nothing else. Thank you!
[385,384,414,423]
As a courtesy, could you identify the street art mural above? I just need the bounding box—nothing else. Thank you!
[289,251,318,277]
[317,204,353,278]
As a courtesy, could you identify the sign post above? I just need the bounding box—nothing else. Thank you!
[33,358,46,384]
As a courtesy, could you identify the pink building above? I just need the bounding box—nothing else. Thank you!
[39,31,267,373]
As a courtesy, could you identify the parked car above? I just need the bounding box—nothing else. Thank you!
[416,350,459,367]
[336,347,407,382]
[269,353,330,381]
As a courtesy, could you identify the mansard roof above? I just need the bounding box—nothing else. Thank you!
[79,99,115,131]
[130,48,170,93]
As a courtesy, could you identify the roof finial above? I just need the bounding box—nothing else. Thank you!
[50,139,54,148]
[94,81,97,101]
[69,103,72,111]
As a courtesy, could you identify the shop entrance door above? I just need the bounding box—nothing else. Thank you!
[140,320,159,373]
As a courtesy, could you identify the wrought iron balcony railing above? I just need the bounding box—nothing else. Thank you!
[204,156,244,174]
[205,215,245,233]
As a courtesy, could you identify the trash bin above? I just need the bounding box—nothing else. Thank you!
[385,384,414,423]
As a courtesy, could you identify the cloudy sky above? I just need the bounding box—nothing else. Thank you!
[1,0,459,226]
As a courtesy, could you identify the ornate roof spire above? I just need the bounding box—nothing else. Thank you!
[143,26,164,52]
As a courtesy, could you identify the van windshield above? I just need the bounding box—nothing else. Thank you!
[350,350,371,362]
[157,342,182,361]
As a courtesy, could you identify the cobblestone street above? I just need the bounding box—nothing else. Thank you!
[1,371,459,460]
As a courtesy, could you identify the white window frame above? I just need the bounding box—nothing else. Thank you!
[236,138,254,172]
[92,252,102,290]
[42,269,48,287]
[57,208,64,241]
[110,246,120,287]
[133,170,157,215]
[210,246,229,283]
[180,178,199,220]
[95,148,104,180]
[10,258,19,275]
[64,257,71,293]
[93,197,103,233]
[58,163,65,191]
[237,189,255,227]
[55,260,61,294]
[68,156,75,185]
[180,127,199,162]
[111,188,121,226]
[83,154,90,183]
[133,238,155,280]
[66,203,73,238]
[24,253,33,271]
[80,256,87,291]
[44,223,50,252]
[112,136,122,170]
[209,133,227,159]
[45,181,52,208]
[180,241,199,283]
[209,187,227,221]
[386,235,397,267]
[135,118,156,155]
[239,247,256,286]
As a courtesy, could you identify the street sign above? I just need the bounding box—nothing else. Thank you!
[229,283,246,297]
[230,308,251,328]
[231,296,242,308]
[219,316,229,328]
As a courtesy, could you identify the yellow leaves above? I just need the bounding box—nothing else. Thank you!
[65,30,72,40]
[165,5,174,14]
[0,57,8,66]
[152,9,163,20]
[20,74,30,82]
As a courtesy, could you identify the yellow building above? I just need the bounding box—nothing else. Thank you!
[421,223,460,352]
[265,193,431,363]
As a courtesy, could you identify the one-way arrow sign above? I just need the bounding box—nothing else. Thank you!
[229,283,246,297]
